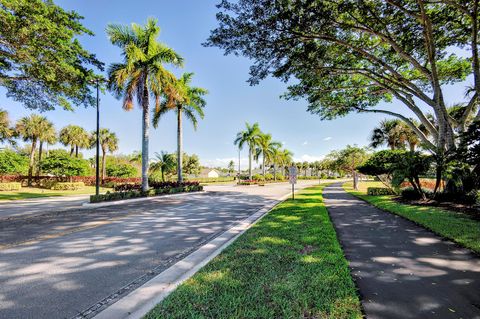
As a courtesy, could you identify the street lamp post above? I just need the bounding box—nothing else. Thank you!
[238,148,241,179]
[90,77,105,197]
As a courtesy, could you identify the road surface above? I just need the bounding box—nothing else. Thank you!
[0,181,317,319]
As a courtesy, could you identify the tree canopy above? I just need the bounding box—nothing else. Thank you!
[0,0,103,111]
[206,0,479,154]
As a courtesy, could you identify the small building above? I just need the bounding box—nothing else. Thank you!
[199,168,220,178]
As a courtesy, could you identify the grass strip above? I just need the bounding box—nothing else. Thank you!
[0,186,113,201]
[343,181,480,254]
[145,185,362,319]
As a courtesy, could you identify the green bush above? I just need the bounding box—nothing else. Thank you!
[186,176,235,183]
[90,185,203,203]
[264,173,274,181]
[275,173,285,181]
[0,150,29,174]
[367,187,395,196]
[40,150,90,177]
[0,182,21,191]
[106,162,138,178]
[252,174,265,181]
[51,182,85,190]
[400,188,423,200]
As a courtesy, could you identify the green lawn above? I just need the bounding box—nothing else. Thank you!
[344,180,480,254]
[0,186,112,201]
[145,185,362,319]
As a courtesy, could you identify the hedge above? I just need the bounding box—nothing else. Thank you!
[367,187,396,196]
[0,182,22,191]
[51,182,85,191]
[90,184,203,203]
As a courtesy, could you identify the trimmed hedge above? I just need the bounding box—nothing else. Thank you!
[90,184,203,203]
[367,187,396,196]
[51,182,85,191]
[0,182,21,191]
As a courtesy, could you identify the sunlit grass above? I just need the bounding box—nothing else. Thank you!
[0,186,112,201]
[344,181,480,254]
[144,185,362,319]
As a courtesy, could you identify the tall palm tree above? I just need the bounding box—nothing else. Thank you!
[234,122,262,180]
[59,125,91,157]
[255,133,281,176]
[0,109,14,144]
[153,72,207,183]
[15,114,52,184]
[370,119,408,150]
[107,18,183,191]
[37,120,56,174]
[278,149,293,176]
[149,151,176,182]
[91,129,118,181]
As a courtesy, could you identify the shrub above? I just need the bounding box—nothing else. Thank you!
[0,182,21,191]
[238,180,256,185]
[367,187,395,196]
[434,190,479,206]
[264,173,274,181]
[252,174,265,181]
[51,182,85,190]
[90,184,203,203]
[401,188,423,200]
[40,151,90,177]
[186,177,235,183]
[0,150,29,174]
[106,162,138,178]
[275,173,285,181]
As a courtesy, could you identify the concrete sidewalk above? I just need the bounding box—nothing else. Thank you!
[324,183,480,319]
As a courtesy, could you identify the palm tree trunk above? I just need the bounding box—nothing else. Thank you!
[141,91,150,192]
[38,141,43,176]
[248,148,253,180]
[101,148,106,182]
[273,163,277,181]
[75,145,79,157]
[70,146,74,157]
[177,108,183,183]
[262,155,266,176]
[28,138,37,186]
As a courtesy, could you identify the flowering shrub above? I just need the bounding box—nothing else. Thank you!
[114,181,200,192]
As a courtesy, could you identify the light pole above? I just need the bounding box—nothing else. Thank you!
[238,148,241,179]
[90,77,105,196]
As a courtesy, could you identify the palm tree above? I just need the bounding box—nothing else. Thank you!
[274,149,293,178]
[107,18,183,191]
[15,114,52,184]
[59,125,91,157]
[37,120,56,174]
[150,151,176,181]
[370,119,408,150]
[255,133,281,177]
[234,122,262,180]
[91,129,119,181]
[153,73,207,183]
[0,109,14,144]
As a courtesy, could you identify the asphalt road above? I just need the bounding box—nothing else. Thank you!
[324,183,480,319]
[0,181,317,319]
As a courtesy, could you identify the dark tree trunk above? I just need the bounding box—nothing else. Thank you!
[177,108,183,183]
[28,138,37,186]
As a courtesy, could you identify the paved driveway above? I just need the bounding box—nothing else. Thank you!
[0,181,316,319]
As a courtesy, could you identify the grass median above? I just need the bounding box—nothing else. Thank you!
[344,181,480,254]
[145,184,362,319]
[0,186,113,201]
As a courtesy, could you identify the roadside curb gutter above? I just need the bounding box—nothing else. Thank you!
[93,191,293,319]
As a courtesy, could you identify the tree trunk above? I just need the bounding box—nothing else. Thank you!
[101,148,106,182]
[353,170,358,190]
[70,146,74,157]
[37,141,43,176]
[28,138,37,186]
[248,148,253,180]
[177,108,183,183]
[273,164,276,181]
[262,155,266,176]
[75,145,79,157]
[141,88,150,192]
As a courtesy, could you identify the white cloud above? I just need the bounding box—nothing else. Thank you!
[201,157,250,169]
[302,141,308,146]
[323,137,332,141]
[293,154,325,163]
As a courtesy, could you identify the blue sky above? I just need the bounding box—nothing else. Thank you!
[0,0,469,168]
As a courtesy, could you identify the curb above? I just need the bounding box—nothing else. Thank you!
[92,191,294,319]
[81,191,206,208]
